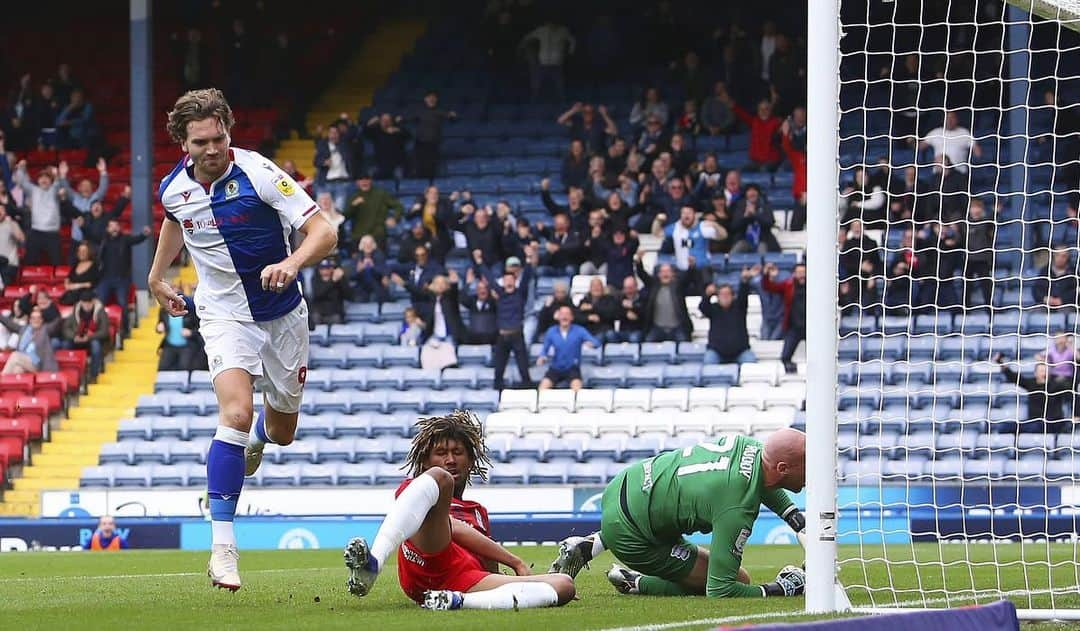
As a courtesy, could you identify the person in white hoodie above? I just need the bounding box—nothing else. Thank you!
[12,160,62,264]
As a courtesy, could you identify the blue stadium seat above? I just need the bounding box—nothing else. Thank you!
[582,436,622,461]
[386,391,427,414]
[544,436,583,461]
[893,361,933,385]
[99,442,133,465]
[489,461,530,484]
[169,441,206,464]
[354,437,393,462]
[338,463,376,485]
[529,462,568,484]
[150,464,186,487]
[457,345,493,367]
[662,364,701,388]
[566,461,607,484]
[151,417,187,440]
[383,346,420,368]
[347,347,384,369]
[345,303,381,323]
[280,441,319,464]
[154,371,189,393]
[300,464,338,486]
[117,418,153,441]
[329,368,368,390]
[367,367,403,391]
[462,390,499,412]
[135,394,171,417]
[187,417,217,440]
[314,437,354,463]
[306,391,353,415]
[956,312,991,335]
[309,323,332,346]
[329,323,366,346]
[639,341,677,364]
[583,365,627,388]
[401,368,439,390]
[676,342,708,364]
[603,343,639,366]
[362,321,401,347]
[309,347,348,369]
[374,462,404,485]
[353,391,389,414]
[622,435,663,461]
[625,365,664,388]
[81,465,115,487]
[506,437,545,461]
[185,371,213,393]
[334,415,371,438]
[440,366,479,389]
[114,465,153,487]
[426,390,462,414]
[261,464,302,487]
[913,313,954,335]
[700,364,740,386]
[388,437,413,462]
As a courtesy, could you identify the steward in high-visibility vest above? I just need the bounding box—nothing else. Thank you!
[82,515,128,551]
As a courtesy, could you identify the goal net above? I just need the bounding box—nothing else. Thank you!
[817,0,1080,619]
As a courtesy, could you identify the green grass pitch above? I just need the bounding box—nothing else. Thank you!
[2,545,1078,630]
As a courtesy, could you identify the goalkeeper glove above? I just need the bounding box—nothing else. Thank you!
[763,565,806,597]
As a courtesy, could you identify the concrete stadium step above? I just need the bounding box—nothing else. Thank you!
[13,476,78,491]
[20,463,87,478]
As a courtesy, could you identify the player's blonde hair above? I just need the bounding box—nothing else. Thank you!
[404,409,491,484]
[166,88,235,143]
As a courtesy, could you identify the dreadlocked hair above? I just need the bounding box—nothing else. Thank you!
[404,409,491,483]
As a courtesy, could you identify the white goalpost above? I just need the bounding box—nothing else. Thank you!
[806,0,1080,620]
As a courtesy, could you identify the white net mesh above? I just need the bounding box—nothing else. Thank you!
[834,0,1080,612]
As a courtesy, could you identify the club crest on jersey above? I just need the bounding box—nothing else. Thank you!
[732,527,750,559]
[182,218,195,235]
[274,175,296,197]
[670,543,691,561]
[181,191,192,202]
[224,180,239,198]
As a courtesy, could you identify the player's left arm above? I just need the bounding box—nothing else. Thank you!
[254,160,338,292]
[450,517,530,576]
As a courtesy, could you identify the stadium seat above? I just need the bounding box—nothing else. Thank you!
[662,364,701,388]
[639,341,677,364]
[489,461,530,484]
[650,387,689,412]
[700,364,740,387]
[81,466,115,487]
[739,362,780,386]
[153,371,189,393]
[530,462,569,484]
[346,347,383,368]
[352,391,389,414]
[401,368,439,390]
[612,388,650,413]
[280,441,319,464]
[484,412,521,437]
[169,442,206,465]
[386,391,426,414]
[574,388,613,413]
[114,465,153,487]
[188,370,213,391]
[462,390,500,412]
[117,418,153,441]
[688,387,728,412]
[499,389,537,413]
[625,365,664,388]
[440,366,479,390]
[309,347,348,369]
[314,437,355,463]
[566,461,607,484]
[457,345,493,367]
[329,368,368,390]
[338,463,376,485]
[603,343,639,366]
[537,389,575,413]
[99,442,133,465]
[676,342,708,363]
[583,365,627,388]
[426,390,462,414]
[383,346,420,368]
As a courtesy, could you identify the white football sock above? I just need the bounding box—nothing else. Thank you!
[590,532,606,558]
[460,582,559,610]
[212,521,236,547]
[369,473,441,567]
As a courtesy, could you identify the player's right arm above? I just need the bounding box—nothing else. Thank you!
[705,509,765,597]
[450,517,529,575]
[147,218,188,316]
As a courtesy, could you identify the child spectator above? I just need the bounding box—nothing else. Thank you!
[399,307,425,347]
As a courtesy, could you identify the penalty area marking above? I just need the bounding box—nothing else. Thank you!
[0,566,336,584]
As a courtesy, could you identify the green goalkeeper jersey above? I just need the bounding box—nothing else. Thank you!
[619,433,796,597]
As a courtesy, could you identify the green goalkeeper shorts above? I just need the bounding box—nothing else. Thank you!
[599,469,699,582]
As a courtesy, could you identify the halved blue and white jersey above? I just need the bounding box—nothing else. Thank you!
[159,147,318,323]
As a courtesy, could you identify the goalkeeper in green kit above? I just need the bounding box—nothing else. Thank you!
[549,428,808,598]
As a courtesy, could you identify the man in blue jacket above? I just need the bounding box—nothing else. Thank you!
[538,304,601,390]
[483,256,535,390]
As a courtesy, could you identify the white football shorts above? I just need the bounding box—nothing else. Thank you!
[200,301,309,414]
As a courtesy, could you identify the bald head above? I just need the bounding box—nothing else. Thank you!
[762,428,807,491]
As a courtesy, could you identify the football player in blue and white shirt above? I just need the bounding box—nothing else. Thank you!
[148,89,337,591]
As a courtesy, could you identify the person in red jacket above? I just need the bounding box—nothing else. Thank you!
[761,262,807,374]
[779,118,807,230]
[728,89,783,172]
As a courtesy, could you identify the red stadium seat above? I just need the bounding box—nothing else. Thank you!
[0,352,10,368]
[105,304,123,329]
[18,266,53,284]
[0,393,17,417]
[16,396,50,429]
[3,286,26,300]
[55,349,88,377]
[0,374,35,396]
[30,387,63,417]
[59,368,82,395]
[34,372,69,402]
[54,266,70,280]
[13,413,44,441]
[0,419,28,465]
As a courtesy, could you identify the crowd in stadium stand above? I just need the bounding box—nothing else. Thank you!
[282,5,814,387]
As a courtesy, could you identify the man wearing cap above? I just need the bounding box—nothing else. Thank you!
[483,256,535,390]
[61,288,111,378]
[346,174,403,248]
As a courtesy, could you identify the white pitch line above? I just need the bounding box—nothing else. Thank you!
[598,609,803,631]
[0,566,335,584]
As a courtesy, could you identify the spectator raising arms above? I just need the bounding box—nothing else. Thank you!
[407,90,457,180]
[557,102,618,154]
[364,113,410,180]
[309,259,353,326]
[701,267,758,364]
[538,304,601,391]
[635,256,693,343]
[484,257,535,391]
[12,160,62,265]
[728,90,783,172]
